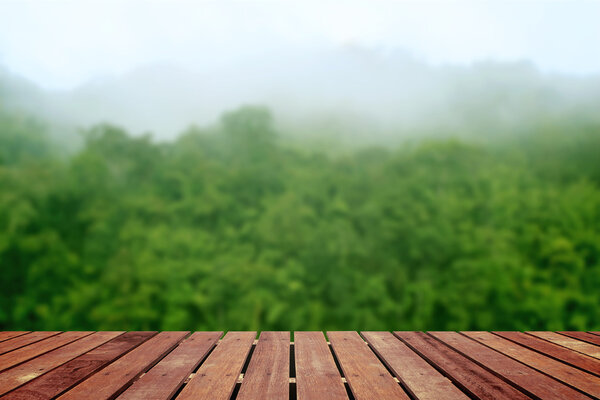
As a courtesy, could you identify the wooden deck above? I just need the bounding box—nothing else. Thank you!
[0,331,599,399]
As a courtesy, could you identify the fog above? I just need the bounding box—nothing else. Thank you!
[2,48,599,144]
[1,1,600,142]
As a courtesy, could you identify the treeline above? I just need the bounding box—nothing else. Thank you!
[1,105,599,330]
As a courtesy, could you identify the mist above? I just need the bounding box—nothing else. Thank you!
[2,47,600,145]
[1,0,600,143]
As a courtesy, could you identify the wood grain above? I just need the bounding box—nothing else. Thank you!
[496,331,600,376]
[362,331,467,400]
[528,331,600,358]
[2,332,153,400]
[464,331,600,398]
[431,331,588,400]
[0,332,60,355]
[237,331,290,400]
[0,330,596,399]
[118,331,221,400]
[559,331,600,347]
[295,331,347,400]
[395,331,530,400]
[328,331,409,400]
[176,331,256,400]
[0,333,30,343]
[0,332,93,372]
[0,332,122,395]
[57,331,188,400]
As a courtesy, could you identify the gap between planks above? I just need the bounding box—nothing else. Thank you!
[5,332,595,400]
[172,333,375,400]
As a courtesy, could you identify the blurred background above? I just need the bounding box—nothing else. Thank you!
[1,0,599,331]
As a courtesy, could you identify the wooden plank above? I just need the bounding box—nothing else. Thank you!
[2,331,154,400]
[0,333,30,343]
[0,331,93,372]
[464,331,600,398]
[394,331,530,400]
[176,331,256,400]
[361,332,467,400]
[529,331,600,359]
[237,331,289,400]
[118,331,221,400]
[496,331,600,376]
[0,332,61,355]
[294,331,347,400]
[559,331,600,347]
[0,332,123,396]
[430,331,588,400]
[57,331,188,400]
[328,331,409,400]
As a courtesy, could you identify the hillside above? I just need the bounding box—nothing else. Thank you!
[1,96,599,330]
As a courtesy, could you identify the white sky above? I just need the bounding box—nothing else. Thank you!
[0,0,599,89]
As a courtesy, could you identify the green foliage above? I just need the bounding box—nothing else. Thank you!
[1,106,599,330]
[0,109,53,165]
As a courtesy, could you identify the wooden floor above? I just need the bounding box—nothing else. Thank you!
[0,331,599,399]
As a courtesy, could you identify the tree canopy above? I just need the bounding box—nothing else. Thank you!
[1,105,599,331]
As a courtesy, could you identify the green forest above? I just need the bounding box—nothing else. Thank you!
[1,103,600,332]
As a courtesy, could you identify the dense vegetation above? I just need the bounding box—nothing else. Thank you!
[1,105,599,331]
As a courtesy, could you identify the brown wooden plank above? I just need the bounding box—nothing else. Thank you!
[237,331,289,400]
[464,331,600,398]
[496,331,600,376]
[430,331,588,400]
[394,331,530,400]
[2,331,154,400]
[529,331,600,359]
[294,331,347,400]
[559,331,600,347]
[362,332,468,400]
[0,332,61,355]
[0,333,30,343]
[118,331,221,400]
[328,331,409,400]
[175,331,256,400]
[0,332,123,396]
[0,332,93,372]
[57,331,188,400]
[590,332,600,336]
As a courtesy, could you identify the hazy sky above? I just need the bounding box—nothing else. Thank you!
[1,0,599,89]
